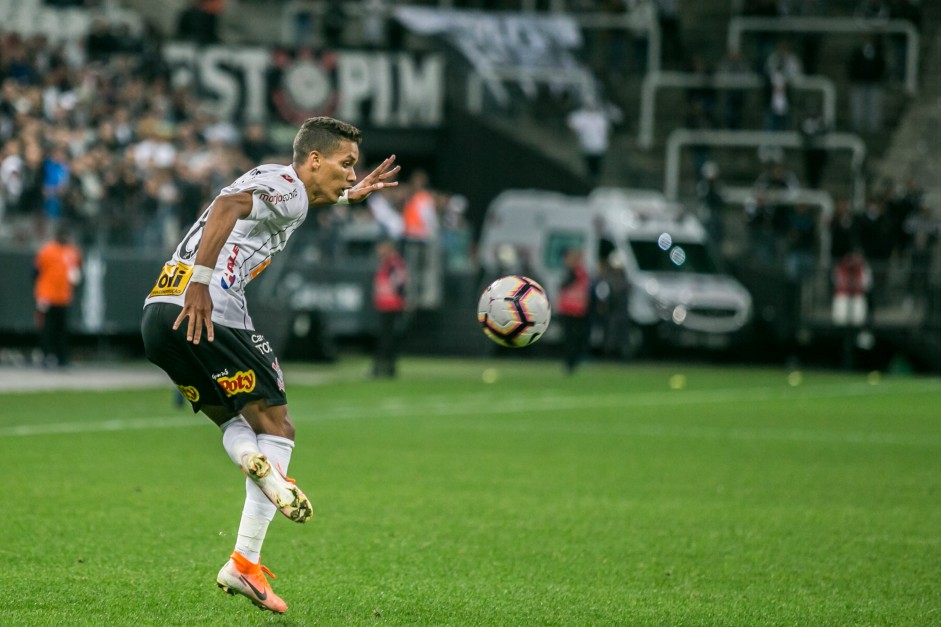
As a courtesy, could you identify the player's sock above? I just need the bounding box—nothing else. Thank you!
[234,483,277,563]
[233,435,296,562]
[221,415,260,466]
[257,433,294,473]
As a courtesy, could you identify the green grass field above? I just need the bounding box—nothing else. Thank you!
[1,357,939,626]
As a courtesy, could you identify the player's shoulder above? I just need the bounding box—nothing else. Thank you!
[229,164,308,218]
[232,163,299,186]
[222,164,306,203]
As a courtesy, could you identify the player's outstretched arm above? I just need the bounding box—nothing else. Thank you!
[346,155,400,204]
[173,192,253,344]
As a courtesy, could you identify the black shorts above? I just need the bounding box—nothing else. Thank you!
[141,302,287,416]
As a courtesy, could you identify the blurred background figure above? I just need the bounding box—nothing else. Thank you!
[828,198,858,263]
[784,203,819,284]
[372,238,408,379]
[33,223,83,368]
[717,47,749,130]
[176,0,224,46]
[556,246,591,374]
[402,169,440,309]
[696,161,726,251]
[368,186,405,242]
[41,144,71,238]
[832,247,873,370]
[762,39,802,131]
[592,250,630,360]
[654,0,686,69]
[800,111,830,189]
[566,91,613,185]
[847,33,887,134]
[832,249,871,328]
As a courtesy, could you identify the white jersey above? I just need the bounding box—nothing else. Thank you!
[145,164,309,330]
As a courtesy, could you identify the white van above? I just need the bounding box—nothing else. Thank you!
[478,188,753,353]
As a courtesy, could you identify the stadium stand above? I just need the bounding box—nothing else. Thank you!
[0,0,937,371]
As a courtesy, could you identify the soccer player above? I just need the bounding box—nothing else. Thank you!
[140,117,399,613]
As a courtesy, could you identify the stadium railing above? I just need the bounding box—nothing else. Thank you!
[663,128,867,206]
[727,16,920,94]
[719,186,835,260]
[638,70,837,149]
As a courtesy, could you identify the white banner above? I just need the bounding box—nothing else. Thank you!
[394,7,587,105]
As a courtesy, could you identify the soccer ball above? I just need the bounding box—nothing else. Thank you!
[477,275,551,348]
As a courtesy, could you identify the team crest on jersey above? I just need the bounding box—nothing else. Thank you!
[272,358,285,392]
[281,174,294,183]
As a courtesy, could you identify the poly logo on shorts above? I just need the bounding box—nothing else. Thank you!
[216,370,256,397]
[176,385,199,402]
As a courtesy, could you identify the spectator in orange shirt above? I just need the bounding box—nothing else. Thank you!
[34,224,83,367]
[401,169,439,308]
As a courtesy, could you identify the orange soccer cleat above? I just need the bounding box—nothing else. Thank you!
[216,551,288,613]
[240,452,313,523]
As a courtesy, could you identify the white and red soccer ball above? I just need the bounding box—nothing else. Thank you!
[477,275,551,348]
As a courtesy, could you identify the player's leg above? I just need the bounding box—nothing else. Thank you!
[201,403,287,612]
[238,400,312,523]
[212,401,308,614]
[142,304,295,612]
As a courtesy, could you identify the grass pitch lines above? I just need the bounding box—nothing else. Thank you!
[0,415,196,437]
[294,378,940,427]
[420,417,941,448]
[2,379,937,447]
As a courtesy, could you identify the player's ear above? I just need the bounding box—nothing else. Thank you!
[307,150,321,170]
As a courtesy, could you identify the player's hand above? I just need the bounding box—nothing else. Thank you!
[347,155,400,203]
[173,283,214,344]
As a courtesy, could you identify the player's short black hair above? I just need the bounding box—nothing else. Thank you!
[292,117,362,165]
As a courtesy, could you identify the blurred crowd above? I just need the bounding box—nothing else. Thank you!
[0,13,470,265]
[0,20,257,249]
[1,0,936,314]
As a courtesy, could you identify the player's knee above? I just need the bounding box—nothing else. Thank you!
[258,404,295,440]
[241,401,293,439]
[279,416,296,441]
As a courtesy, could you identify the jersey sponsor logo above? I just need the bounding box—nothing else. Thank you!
[176,385,199,402]
[149,263,193,298]
[281,174,294,183]
[250,168,263,177]
[216,370,256,397]
[220,245,240,290]
[252,334,273,355]
[258,189,298,205]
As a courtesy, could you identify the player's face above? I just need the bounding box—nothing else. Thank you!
[316,140,359,203]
